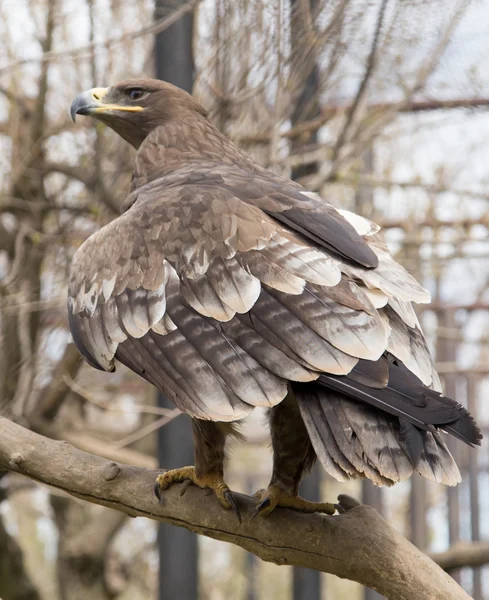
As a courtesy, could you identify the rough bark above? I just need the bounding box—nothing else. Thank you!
[0,417,473,600]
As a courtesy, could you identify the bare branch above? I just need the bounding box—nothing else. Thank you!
[0,417,472,600]
[34,343,83,420]
[0,1,200,75]
[330,0,389,168]
[42,162,121,214]
[236,96,489,147]
[61,373,180,418]
[431,541,489,571]
[111,410,181,449]
[31,419,157,469]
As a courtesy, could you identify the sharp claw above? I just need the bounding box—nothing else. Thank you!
[179,480,192,497]
[224,490,241,524]
[154,481,162,503]
[337,494,361,512]
[251,497,271,520]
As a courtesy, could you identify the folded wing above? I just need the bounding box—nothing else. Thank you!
[68,171,480,471]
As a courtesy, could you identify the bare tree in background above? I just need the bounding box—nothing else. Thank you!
[0,1,488,598]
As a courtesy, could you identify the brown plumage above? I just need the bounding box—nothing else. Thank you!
[69,79,481,517]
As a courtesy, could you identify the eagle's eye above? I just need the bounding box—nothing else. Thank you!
[127,88,145,101]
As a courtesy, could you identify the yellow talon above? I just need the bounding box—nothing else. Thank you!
[154,466,241,522]
[252,484,336,518]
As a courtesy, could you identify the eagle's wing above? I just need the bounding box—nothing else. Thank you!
[68,173,393,418]
[67,170,475,452]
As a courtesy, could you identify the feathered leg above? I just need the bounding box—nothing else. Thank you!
[155,420,241,521]
[253,390,335,518]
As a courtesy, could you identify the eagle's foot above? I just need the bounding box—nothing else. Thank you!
[252,484,336,518]
[154,467,241,522]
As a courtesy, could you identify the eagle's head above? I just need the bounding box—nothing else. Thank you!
[70,78,207,148]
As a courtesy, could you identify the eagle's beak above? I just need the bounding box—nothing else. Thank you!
[70,87,144,122]
[70,87,109,122]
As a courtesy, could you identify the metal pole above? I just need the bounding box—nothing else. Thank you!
[355,147,387,600]
[154,3,197,599]
[440,309,461,585]
[293,464,322,600]
[467,376,482,600]
[289,2,322,597]
[362,481,386,600]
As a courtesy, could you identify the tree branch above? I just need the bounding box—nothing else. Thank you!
[236,97,489,146]
[330,0,389,168]
[31,420,157,469]
[0,1,200,75]
[0,417,472,600]
[431,541,489,571]
[33,343,83,420]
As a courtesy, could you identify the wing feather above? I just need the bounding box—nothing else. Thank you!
[249,288,359,374]
[382,305,438,388]
[164,272,287,407]
[220,316,317,382]
[204,256,261,313]
[68,170,450,425]
[341,237,430,304]
[265,282,389,361]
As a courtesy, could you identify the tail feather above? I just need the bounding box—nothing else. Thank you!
[300,388,356,481]
[399,419,424,467]
[317,358,482,447]
[294,354,481,487]
[297,386,410,486]
[323,393,400,485]
[414,431,461,485]
[432,432,462,484]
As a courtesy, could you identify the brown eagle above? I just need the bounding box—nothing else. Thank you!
[69,79,481,519]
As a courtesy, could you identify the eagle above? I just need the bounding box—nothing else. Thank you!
[69,79,481,520]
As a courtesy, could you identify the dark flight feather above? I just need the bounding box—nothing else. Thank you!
[317,358,481,447]
[262,206,379,268]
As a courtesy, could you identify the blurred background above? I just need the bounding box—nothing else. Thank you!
[0,0,489,598]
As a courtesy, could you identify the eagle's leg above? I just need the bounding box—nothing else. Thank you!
[154,420,241,521]
[253,391,336,518]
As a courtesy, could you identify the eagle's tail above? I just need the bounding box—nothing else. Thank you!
[294,360,481,487]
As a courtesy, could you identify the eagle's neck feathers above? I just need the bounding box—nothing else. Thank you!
[131,115,256,190]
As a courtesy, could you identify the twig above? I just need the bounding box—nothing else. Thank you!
[0,1,200,75]
[430,541,489,571]
[62,374,181,418]
[236,97,489,146]
[111,411,181,449]
[0,224,31,289]
[330,0,389,168]
[30,419,157,469]
[34,344,83,420]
